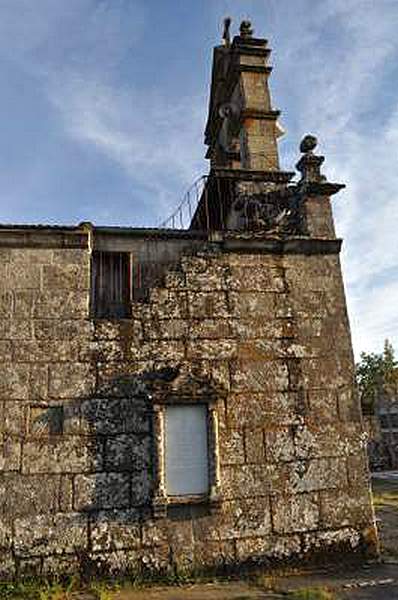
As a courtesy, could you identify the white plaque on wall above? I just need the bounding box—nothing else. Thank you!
[165,404,209,496]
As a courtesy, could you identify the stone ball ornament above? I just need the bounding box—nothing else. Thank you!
[300,134,318,154]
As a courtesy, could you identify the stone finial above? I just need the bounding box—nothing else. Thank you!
[240,20,253,39]
[222,17,231,47]
[300,134,318,154]
[296,134,325,183]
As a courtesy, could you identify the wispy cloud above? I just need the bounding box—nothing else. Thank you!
[48,74,207,221]
[0,0,396,355]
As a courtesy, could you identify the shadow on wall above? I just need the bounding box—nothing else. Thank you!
[27,366,221,576]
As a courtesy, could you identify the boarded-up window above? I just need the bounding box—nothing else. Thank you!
[165,405,209,496]
[91,251,131,318]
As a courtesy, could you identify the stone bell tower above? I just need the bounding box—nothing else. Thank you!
[205,19,283,173]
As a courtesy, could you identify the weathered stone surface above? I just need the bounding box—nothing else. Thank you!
[49,363,95,398]
[272,492,319,533]
[229,291,276,319]
[148,319,188,340]
[230,359,289,392]
[14,513,88,556]
[187,291,229,319]
[193,497,272,541]
[189,319,232,340]
[33,319,93,341]
[0,552,14,577]
[150,289,187,319]
[9,248,53,264]
[29,364,49,399]
[7,264,41,290]
[236,534,301,562]
[81,398,150,435]
[0,474,59,517]
[222,463,287,499]
[52,249,88,264]
[320,488,374,529]
[302,527,361,554]
[289,458,347,493]
[245,428,265,464]
[219,428,245,465]
[42,264,89,290]
[0,234,376,576]
[227,392,298,428]
[34,290,89,319]
[90,510,141,551]
[0,364,30,399]
[105,435,150,471]
[194,539,236,567]
[228,266,285,292]
[187,339,236,361]
[22,438,99,474]
[2,401,26,435]
[0,293,12,318]
[0,519,12,549]
[74,473,131,511]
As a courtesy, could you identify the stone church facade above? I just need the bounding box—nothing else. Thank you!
[0,21,378,578]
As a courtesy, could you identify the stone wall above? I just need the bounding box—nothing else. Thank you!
[0,234,377,578]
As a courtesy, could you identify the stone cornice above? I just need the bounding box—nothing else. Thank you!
[241,109,281,120]
[220,236,342,255]
[211,167,295,183]
[299,181,346,197]
[0,226,89,248]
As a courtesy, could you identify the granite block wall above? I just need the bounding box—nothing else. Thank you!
[0,237,378,578]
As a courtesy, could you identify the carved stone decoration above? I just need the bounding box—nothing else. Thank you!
[217,101,241,160]
[300,134,318,154]
[240,20,253,39]
[231,187,307,236]
[296,134,326,184]
[222,17,231,47]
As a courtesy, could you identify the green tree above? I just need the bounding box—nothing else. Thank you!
[357,339,398,468]
[356,339,398,415]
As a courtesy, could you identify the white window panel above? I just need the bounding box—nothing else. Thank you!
[165,405,208,496]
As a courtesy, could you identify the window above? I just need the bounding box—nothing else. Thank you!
[91,251,131,318]
[165,405,209,496]
[151,399,222,517]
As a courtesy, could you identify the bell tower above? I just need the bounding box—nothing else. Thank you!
[205,19,284,173]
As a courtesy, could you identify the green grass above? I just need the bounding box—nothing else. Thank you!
[0,577,79,600]
[287,588,337,600]
[371,476,398,511]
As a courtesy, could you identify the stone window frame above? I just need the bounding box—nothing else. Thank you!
[152,393,222,518]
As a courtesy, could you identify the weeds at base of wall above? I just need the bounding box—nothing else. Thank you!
[0,570,215,600]
[286,588,337,600]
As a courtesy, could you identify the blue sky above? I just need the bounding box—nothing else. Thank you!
[0,0,397,358]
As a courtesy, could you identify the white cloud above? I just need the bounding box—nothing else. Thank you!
[48,73,207,220]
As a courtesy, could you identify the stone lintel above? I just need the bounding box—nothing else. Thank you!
[221,237,342,255]
[0,228,89,249]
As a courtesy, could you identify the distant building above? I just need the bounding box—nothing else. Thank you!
[0,20,378,578]
[367,399,398,470]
